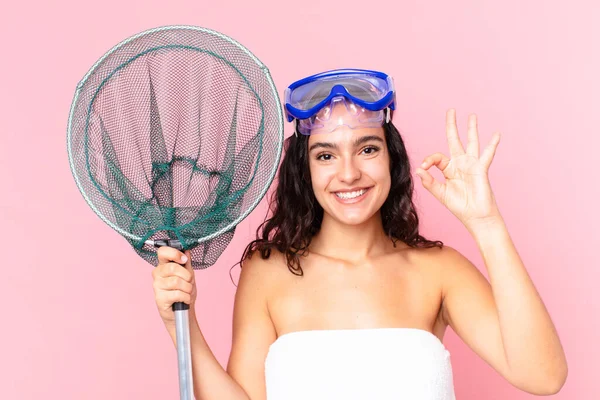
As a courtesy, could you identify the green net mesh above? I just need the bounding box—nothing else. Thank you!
[67,26,283,269]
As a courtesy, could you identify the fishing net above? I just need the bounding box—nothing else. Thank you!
[67,26,284,399]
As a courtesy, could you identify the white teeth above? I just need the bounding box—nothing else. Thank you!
[335,189,367,199]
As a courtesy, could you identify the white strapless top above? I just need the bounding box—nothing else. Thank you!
[265,328,456,400]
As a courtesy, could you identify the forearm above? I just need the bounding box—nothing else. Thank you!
[468,217,567,390]
[167,313,250,400]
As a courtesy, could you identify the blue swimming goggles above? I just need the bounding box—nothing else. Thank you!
[284,69,396,135]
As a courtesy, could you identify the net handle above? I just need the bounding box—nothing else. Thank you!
[154,239,194,399]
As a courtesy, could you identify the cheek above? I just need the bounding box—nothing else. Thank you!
[308,161,334,192]
[364,156,391,186]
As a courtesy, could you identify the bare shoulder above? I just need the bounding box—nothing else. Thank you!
[403,243,472,273]
[401,244,480,303]
[237,248,289,294]
[423,244,480,282]
[387,241,453,280]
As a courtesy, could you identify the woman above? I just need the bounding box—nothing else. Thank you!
[152,69,567,399]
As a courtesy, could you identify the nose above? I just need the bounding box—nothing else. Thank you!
[337,155,361,184]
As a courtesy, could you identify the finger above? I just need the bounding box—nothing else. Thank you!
[415,167,445,202]
[480,132,501,170]
[466,114,480,158]
[183,250,194,275]
[156,262,193,282]
[421,152,450,172]
[157,246,188,265]
[446,109,465,157]
[154,275,194,293]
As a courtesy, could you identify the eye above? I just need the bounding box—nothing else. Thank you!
[361,146,380,155]
[316,153,333,161]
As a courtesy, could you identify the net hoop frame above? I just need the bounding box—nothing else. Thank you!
[66,25,284,246]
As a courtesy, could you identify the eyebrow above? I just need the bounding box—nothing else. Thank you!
[308,135,385,152]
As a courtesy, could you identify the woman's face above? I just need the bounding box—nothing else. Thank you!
[307,105,391,226]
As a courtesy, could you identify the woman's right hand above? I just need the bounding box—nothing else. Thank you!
[152,247,197,328]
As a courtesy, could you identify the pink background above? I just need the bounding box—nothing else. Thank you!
[1,0,597,398]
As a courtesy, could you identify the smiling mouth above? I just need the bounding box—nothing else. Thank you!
[334,188,369,200]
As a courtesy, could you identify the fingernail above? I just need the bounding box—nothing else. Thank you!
[181,255,188,263]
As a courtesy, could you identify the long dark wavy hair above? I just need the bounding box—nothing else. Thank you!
[236,118,443,277]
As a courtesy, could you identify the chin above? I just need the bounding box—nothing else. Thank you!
[329,209,380,226]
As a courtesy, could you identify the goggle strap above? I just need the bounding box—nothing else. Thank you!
[385,108,391,124]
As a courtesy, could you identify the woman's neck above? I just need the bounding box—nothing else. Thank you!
[309,212,391,261]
